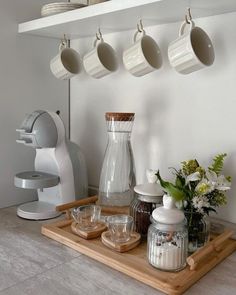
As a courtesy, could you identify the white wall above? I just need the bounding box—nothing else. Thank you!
[71,11,236,223]
[0,1,68,208]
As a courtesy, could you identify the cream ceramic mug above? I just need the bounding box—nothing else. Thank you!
[50,42,81,80]
[168,20,215,74]
[83,36,118,79]
[123,30,162,77]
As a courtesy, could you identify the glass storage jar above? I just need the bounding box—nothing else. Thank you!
[98,112,136,207]
[147,194,188,272]
[130,182,163,239]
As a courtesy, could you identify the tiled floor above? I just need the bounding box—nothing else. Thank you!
[0,206,235,295]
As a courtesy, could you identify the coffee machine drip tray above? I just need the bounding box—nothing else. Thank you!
[17,201,61,220]
[14,171,60,189]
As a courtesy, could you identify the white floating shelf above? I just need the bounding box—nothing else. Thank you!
[19,0,236,39]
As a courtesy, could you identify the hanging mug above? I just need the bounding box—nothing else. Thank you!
[83,31,118,79]
[168,20,215,74]
[123,24,162,77]
[50,39,81,80]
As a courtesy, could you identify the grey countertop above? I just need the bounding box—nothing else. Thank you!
[0,206,235,295]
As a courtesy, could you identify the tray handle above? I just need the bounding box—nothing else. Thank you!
[187,229,234,270]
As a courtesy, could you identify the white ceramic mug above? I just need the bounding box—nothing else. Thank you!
[123,31,162,77]
[83,37,118,79]
[168,20,215,74]
[50,42,81,80]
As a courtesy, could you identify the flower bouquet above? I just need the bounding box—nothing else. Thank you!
[156,153,231,252]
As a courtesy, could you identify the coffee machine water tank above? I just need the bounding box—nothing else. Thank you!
[15,110,88,220]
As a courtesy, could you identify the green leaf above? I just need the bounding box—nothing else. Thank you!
[208,153,227,176]
[156,171,187,201]
[175,174,185,188]
[226,176,232,182]
[206,207,217,213]
[204,207,217,215]
[175,176,183,188]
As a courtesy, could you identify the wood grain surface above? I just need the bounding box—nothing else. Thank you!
[42,219,236,295]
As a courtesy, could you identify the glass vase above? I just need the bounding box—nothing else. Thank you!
[184,211,210,253]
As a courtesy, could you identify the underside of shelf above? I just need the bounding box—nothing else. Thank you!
[18,0,236,39]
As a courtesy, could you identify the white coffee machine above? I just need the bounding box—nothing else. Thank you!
[15,110,88,220]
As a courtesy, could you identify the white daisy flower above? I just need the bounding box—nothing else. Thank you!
[192,195,210,213]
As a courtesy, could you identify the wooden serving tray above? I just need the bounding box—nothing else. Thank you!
[41,197,236,295]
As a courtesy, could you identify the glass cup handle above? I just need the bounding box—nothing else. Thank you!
[71,210,77,222]
[99,215,109,225]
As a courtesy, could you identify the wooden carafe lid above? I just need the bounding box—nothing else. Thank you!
[105,112,135,121]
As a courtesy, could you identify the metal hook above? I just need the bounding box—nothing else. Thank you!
[59,34,68,51]
[61,34,68,47]
[185,7,192,24]
[94,28,104,47]
[137,19,144,33]
[188,8,192,21]
[134,19,146,42]
[96,28,103,41]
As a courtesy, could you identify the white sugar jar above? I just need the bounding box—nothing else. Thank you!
[147,194,188,272]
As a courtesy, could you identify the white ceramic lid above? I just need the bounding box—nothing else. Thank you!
[134,183,163,197]
[152,194,185,224]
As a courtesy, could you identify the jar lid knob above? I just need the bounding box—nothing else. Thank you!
[163,194,175,209]
[152,194,185,224]
[146,169,158,183]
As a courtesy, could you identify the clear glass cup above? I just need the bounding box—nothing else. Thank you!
[71,205,101,231]
[98,113,136,207]
[107,214,133,243]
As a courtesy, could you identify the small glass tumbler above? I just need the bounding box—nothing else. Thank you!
[71,205,101,231]
[107,215,133,243]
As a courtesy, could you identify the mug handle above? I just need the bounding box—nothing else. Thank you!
[59,40,67,52]
[179,19,195,36]
[93,31,104,48]
[93,38,104,48]
[133,29,146,43]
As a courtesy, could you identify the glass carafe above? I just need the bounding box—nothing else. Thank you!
[98,112,136,207]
